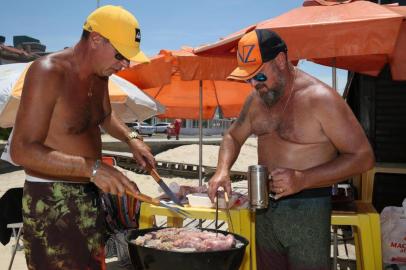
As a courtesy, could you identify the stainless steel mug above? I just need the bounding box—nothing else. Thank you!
[248,165,269,210]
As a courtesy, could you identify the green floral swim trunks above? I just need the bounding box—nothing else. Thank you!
[22,181,106,270]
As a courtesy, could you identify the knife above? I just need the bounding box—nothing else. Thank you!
[146,165,184,207]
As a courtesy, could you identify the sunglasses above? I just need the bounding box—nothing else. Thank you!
[247,73,267,83]
[103,38,130,62]
[114,51,130,63]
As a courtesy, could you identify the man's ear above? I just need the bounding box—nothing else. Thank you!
[89,32,104,48]
[274,52,287,70]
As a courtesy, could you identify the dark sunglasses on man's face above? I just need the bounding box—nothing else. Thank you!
[246,73,267,83]
[104,38,130,63]
[114,52,130,63]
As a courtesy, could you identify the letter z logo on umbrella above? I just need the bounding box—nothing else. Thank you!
[238,45,256,64]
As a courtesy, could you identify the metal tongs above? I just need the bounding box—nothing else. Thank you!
[224,191,234,233]
[125,190,191,218]
[215,191,219,237]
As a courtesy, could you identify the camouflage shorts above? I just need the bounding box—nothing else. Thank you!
[22,181,106,270]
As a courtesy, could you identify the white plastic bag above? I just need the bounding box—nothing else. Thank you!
[381,198,406,265]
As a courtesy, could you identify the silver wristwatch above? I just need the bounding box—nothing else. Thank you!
[90,159,101,183]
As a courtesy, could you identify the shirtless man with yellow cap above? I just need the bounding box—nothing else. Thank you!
[11,6,153,269]
[208,29,375,270]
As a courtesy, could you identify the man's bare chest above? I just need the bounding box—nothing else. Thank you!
[52,88,105,135]
[251,108,322,144]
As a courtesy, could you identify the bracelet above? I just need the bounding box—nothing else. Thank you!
[90,159,101,183]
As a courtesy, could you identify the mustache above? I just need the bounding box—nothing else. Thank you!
[255,83,267,91]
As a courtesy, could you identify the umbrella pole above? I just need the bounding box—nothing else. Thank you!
[199,80,203,186]
[331,60,338,270]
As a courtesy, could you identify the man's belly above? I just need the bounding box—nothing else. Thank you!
[258,133,337,171]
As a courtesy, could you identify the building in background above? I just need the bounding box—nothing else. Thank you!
[0,35,47,65]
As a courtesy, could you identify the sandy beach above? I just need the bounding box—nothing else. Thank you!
[0,138,257,270]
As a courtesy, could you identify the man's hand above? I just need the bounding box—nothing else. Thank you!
[269,168,306,200]
[129,139,156,169]
[207,171,232,202]
[92,163,138,195]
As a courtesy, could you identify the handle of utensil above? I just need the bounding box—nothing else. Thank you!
[125,190,160,206]
[146,164,162,183]
[224,191,230,208]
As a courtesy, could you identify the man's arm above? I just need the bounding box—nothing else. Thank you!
[100,85,155,169]
[271,86,374,199]
[11,59,140,195]
[10,59,94,179]
[207,93,254,201]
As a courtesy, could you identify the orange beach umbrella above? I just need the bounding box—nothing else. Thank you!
[118,49,252,120]
[194,0,406,80]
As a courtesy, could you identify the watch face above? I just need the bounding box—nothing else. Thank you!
[128,131,143,141]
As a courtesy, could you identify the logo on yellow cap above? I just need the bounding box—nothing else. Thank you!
[135,28,141,42]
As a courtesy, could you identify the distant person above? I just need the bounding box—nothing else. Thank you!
[208,29,374,270]
[10,5,155,270]
[174,118,182,140]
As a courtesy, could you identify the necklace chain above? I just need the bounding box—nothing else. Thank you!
[72,46,94,98]
[280,67,297,116]
[88,79,94,97]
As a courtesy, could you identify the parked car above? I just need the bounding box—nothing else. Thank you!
[153,122,172,133]
[127,122,155,136]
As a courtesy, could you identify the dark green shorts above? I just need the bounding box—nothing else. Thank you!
[22,181,106,270]
[256,196,331,270]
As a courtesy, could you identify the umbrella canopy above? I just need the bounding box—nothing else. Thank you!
[194,0,406,80]
[108,75,165,123]
[118,49,252,120]
[0,62,164,128]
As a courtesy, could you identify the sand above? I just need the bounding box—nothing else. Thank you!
[155,137,258,172]
[0,138,257,270]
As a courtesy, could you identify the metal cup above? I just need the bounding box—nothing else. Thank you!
[248,165,269,210]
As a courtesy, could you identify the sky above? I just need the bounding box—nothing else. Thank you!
[2,0,347,92]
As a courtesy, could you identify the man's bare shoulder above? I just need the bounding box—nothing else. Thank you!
[29,49,73,78]
[295,70,342,106]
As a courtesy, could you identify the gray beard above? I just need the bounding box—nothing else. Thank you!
[256,84,284,107]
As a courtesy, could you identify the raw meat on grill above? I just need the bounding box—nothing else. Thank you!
[133,228,239,252]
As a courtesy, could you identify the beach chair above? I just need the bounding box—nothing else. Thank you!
[6,222,23,270]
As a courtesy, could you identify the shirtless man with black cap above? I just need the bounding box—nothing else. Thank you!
[208,29,374,270]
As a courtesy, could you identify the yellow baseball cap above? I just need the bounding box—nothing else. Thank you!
[83,5,149,63]
[228,29,287,80]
